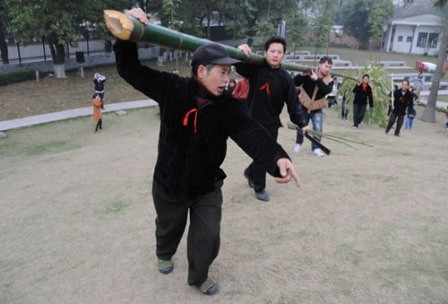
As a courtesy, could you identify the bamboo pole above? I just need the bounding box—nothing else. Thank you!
[103,10,355,80]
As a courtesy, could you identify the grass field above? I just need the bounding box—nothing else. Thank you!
[0,46,446,121]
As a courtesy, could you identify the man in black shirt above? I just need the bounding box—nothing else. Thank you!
[114,8,301,296]
[386,80,414,136]
[236,36,305,202]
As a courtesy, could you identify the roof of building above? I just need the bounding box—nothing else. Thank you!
[390,14,442,27]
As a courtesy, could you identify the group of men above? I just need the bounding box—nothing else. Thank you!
[113,7,415,297]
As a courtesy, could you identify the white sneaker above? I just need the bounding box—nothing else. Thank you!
[293,143,302,153]
[312,148,324,157]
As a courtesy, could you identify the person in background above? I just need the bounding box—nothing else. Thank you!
[114,7,301,296]
[93,72,107,109]
[341,91,349,120]
[413,71,423,103]
[385,80,414,137]
[227,78,236,95]
[92,93,103,133]
[232,77,250,106]
[351,74,374,129]
[327,77,338,108]
[172,68,179,75]
[293,57,334,157]
[235,36,306,202]
[445,106,448,129]
[405,107,417,130]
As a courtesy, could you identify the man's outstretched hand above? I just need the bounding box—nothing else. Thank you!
[275,158,301,187]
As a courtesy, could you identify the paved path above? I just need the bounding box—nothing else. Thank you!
[0,100,157,131]
[1,97,446,132]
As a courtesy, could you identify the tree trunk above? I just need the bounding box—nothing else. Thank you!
[49,40,67,79]
[421,22,448,122]
[0,22,9,64]
[206,0,211,39]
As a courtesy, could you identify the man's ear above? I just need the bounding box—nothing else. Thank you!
[196,64,207,79]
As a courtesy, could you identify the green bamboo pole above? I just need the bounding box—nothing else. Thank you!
[103,10,355,80]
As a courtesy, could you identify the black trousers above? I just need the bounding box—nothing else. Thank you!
[353,104,367,127]
[386,112,404,135]
[95,119,102,131]
[245,126,278,192]
[152,180,223,286]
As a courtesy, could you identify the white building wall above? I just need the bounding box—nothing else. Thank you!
[391,25,414,53]
[411,25,442,56]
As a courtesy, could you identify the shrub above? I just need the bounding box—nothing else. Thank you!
[0,70,36,85]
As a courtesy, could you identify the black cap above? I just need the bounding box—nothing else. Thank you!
[191,43,240,67]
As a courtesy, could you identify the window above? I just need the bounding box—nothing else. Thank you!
[407,36,412,42]
[428,33,439,48]
[398,36,403,42]
[417,32,428,47]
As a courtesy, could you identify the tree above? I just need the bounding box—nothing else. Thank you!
[342,0,393,50]
[0,0,8,64]
[404,0,448,122]
[3,0,132,78]
[309,0,337,57]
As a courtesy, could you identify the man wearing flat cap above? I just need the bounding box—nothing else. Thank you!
[114,7,301,296]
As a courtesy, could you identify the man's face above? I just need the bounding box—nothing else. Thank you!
[402,81,409,91]
[362,76,370,84]
[197,64,232,96]
[264,42,285,68]
[318,61,332,77]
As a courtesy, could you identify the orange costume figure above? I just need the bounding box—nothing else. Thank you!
[92,93,103,133]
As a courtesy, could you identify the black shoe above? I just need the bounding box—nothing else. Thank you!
[255,190,270,201]
[394,133,399,137]
[244,170,254,189]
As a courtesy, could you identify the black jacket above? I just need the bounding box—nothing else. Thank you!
[114,40,290,200]
[235,61,305,129]
[294,73,333,111]
[392,89,414,115]
[352,84,374,107]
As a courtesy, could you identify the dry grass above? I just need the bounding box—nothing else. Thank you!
[1,106,447,304]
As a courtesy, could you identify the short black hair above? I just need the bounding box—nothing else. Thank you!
[92,93,100,99]
[264,36,287,53]
[362,74,370,79]
[319,56,332,65]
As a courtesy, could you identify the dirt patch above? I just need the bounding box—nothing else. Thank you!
[1,106,447,303]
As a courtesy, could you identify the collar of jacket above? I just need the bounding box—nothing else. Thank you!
[191,76,218,110]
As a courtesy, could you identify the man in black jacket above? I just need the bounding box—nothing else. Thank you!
[386,80,414,136]
[114,8,301,296]
[236,36,306,202]
[352,74,374,129]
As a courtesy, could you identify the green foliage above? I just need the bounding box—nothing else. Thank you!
[3,0,134,64]
[337,62,391,128]
[342,0,393,50]
[0,70,36,85]
[301,0,337,55]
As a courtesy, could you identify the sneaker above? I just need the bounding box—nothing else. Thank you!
[198,278,219,295]
[293,143,302,153]
[255,190,270,201]
[157,259,173,274]
[312,148,325,157]
[243,170,254,189]
[353,126,358,129]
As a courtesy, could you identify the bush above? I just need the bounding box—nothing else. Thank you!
[0,70,36,85]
